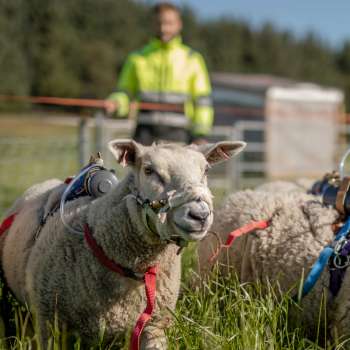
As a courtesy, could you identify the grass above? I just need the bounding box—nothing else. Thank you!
[0,113,347,349]
[169,271,317,350]
[0,266,340,350]
[0,114,79,214]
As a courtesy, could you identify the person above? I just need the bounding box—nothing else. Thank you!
[105,2,213,145]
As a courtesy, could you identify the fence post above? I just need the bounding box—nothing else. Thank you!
[230,124,242,191]
[94,110,113,166]
[95,111,105,154]
[78,116,89,166]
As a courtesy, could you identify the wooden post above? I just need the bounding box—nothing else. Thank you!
[95,111,105,154]
[230,125,242,191]
[78,116,89,167]
[94,110,115,167]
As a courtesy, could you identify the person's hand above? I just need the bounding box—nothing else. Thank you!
[104,100,118,114]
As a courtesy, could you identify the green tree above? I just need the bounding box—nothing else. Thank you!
[0,0,349,110]
[0,0,29,95]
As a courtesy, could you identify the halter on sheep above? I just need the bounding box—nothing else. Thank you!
[60,152,194,248]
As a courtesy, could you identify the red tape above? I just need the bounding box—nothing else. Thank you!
[209,220,270,262]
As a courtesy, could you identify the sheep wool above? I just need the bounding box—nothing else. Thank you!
[197,188,350,338]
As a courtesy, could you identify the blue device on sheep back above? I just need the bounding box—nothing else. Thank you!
[66,153,119,201]
[60,153,119,235]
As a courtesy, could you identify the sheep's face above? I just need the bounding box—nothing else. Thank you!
[108,140,246,243]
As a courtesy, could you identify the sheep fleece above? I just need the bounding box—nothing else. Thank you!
[1,178,180,345]
[198,189,350,334]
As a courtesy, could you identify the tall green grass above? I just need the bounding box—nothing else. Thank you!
[169,269,327,350]
[0,264,344,350]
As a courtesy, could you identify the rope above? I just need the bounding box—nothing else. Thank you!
[209,220,270,262]
[0,94,264,117]
[0,95,183,112]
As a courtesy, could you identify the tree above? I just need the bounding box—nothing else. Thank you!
[0,0,29,96]
[0,0,349,109]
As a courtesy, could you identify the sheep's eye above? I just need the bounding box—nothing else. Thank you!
[144,166,154,176]
[204,164,210,175]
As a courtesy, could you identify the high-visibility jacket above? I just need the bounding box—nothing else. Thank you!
[108,36,213,137]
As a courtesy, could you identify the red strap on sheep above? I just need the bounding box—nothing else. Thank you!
[64,176,74,184]
[209,220,270,262]
[130,266,158,350]
[0,213,17,236]
[84,223,132,277]
[83,223,158,350]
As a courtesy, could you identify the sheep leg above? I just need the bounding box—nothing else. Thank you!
[140,325,167,350]
[140,316,171,350]
[35,308,63,350]
[330,315,350,349]
[36,317,52,350]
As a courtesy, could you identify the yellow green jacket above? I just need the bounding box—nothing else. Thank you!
[108,36,213,137]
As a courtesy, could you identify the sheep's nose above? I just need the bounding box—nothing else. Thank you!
[188,207,210,223]
[187,201,210,223]
[173,199,212,238]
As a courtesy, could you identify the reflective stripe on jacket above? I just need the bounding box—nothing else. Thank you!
[108,36,213,136]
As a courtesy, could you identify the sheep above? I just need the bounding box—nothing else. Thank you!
[255,179,314,193]
[1,139,245,349]
[197,187,350,339]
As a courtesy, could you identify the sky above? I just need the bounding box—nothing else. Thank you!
[167,0,350,48]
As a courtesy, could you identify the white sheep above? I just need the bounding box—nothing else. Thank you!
[197,187,350,340]
[255,179,314,193]
[1,139,245,349]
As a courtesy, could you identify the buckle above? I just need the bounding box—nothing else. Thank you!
[331,237,350,269]
[333,254,350,269]
[333,237,347,254]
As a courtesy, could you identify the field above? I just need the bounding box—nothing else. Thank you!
[0,114,346,349]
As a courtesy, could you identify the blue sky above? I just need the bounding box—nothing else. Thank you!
[165,0,350,48]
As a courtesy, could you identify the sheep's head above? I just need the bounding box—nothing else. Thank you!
[108,139,246,244]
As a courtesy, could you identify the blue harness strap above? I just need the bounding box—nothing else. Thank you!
[301,246,334,297]
[300,217,350,298]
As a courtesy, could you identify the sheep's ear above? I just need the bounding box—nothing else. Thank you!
[108,139,144,167]
[197,141,246,166]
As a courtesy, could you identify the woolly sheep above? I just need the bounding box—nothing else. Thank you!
[255,179,314,193]
[197,187,350,340]
[1,139,245,349]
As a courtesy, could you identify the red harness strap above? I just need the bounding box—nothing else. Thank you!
[64,176,74,184]
[83,224,157,350]
[209,220,270,262]
[130,266,157,350]
[0,213,17,236]
[84,224,132,277]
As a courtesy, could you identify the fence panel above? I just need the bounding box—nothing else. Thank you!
[1,113,348,215]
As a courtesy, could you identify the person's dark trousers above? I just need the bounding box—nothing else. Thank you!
[133,124,190,145]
